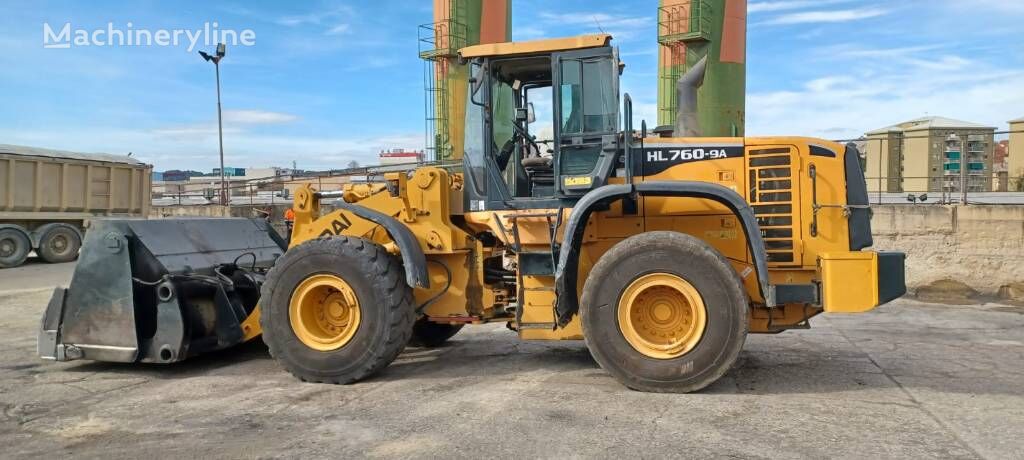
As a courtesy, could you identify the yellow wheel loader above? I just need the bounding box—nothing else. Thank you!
[39,35,905,393]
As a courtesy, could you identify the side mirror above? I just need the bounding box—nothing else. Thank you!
[527,102,536,124]
[641,120,647,139]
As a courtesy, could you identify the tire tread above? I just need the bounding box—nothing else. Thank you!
[260,236,415,384]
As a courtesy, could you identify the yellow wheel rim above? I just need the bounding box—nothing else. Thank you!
[617,273,707,360]
[289,274,361,351]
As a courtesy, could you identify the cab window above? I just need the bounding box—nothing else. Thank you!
[559,57,616,135]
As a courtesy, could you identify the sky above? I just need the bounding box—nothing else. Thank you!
[1,0,1023,172]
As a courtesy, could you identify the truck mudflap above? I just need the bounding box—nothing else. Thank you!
[38,218,285,364]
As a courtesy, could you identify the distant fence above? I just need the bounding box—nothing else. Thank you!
[837,128,1024,205]
[152,129,1024,206]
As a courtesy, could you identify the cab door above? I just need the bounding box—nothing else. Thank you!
[552,48,620,196]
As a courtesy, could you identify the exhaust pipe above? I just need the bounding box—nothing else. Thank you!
[673,55,708,138]
[38,218,285,364]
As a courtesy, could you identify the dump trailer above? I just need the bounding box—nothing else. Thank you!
[40,35,905,393]
[0,144,151,268]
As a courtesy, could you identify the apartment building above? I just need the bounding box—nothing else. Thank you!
[864,116,996,193]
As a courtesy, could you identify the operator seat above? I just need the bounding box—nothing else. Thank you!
[522,156,554,197]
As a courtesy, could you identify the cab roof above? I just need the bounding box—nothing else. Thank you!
[459,34,611,59]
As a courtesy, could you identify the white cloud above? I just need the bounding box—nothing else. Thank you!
[538,12,650,28]
[223,109,299,125]
[277,5,356,37]
[277,6,353,26]
[149,110,298,143]
[325,23,351,35]
[747,45,1024,140]
[828,44,946,59]
[151,125,245,138]
[945,0,1024,14]
[820,44,973,72]
[346,57,400,71]
[512,26,546,41]
[0,125,424,171]
[534,12,652,41]
[761,8,888,25]
[804,76,855,92]
[749,0,853,13]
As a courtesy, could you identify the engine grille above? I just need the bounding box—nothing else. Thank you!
[747,146,799,267]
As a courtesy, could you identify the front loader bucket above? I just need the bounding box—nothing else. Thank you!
[38,218,286,364]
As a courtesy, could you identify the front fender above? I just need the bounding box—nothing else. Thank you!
[334,202,430,289]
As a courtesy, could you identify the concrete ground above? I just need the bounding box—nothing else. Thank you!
[1,263,1023,459]
[0,256,75,293]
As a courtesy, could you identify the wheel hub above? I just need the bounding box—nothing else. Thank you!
[51,235,68,252]
[617,273,707,359]
[289,274,361,351]
[0,239,13,258]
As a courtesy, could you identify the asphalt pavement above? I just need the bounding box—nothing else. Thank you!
[1,262,1022,459]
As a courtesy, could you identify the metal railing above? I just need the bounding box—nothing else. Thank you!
[151,159,462,207]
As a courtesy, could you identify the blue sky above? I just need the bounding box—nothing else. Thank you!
[1,0,1022,171]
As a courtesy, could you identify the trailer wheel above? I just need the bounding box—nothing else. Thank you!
[409,319,463,347]
[0,227,31,269]
[37,225,82,264]
[260,236,415,384]
[580,231,749,393]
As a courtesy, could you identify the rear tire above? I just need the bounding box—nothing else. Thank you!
[580,231,749,393]
[409,319,463,347]
[38,225,82,264]
[260,236,415,384]
[0,228,31,269]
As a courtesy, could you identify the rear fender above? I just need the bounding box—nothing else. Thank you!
[553,182,774,326]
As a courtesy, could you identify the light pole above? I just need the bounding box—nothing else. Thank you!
[199,43,227,205]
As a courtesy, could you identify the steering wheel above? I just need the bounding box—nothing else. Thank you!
[535,139,555,154]
[511,121,542,158]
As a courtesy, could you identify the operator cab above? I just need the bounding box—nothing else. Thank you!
[459,35,626,211]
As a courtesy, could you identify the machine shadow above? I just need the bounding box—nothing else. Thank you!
[54,332,1022,398]
[374,336,1022,397]
[59,339,274,378]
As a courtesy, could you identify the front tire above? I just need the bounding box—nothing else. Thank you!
[260,236,415,384]
[580,231,749,393]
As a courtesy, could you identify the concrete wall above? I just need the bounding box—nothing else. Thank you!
[871,204,1024,297]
